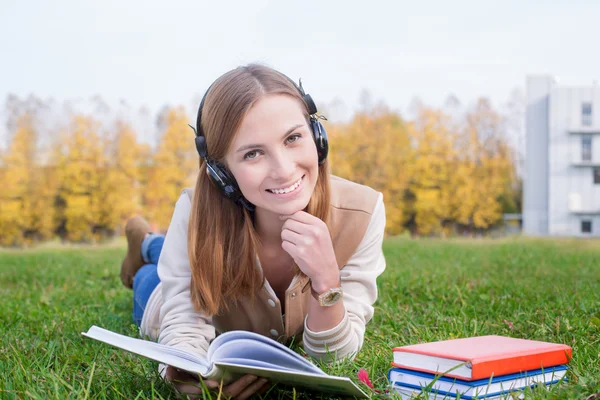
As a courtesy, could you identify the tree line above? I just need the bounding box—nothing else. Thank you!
[0,93,521,246]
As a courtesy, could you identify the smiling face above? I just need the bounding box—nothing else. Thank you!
[224,93,319,217]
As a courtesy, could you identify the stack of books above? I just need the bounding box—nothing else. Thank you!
[388,335,571,399]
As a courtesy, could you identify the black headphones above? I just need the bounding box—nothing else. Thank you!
[191,74,329,212]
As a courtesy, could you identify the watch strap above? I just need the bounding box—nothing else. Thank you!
[310,278,342,301]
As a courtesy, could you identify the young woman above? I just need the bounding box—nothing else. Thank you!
[120,64,386,399]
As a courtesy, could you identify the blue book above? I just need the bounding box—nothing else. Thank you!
[388,365,568,399]
[391,384,518,399]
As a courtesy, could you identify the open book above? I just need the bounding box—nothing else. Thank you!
[82,326,367,398]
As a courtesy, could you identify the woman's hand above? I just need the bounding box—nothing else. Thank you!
[165,366,269,400]
[279,211,340,293]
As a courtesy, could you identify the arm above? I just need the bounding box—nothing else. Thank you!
[302,193,386,361]
[157,192,215,358]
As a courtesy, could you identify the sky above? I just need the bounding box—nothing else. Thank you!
[1,0,599,144]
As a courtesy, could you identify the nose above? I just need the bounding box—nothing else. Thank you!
[269,149,296,182]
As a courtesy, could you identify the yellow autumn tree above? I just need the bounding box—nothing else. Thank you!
[451,98,517,231]
[145,106,197,230]
[25,163,59,242]
[93,121,144,238]
[0,116,32,245]
[328,106,412,235]
[0,114,57,245]
[406,107,457,236]
[53,115,105,242]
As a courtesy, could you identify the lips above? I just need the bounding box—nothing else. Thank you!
[266,175,304,194]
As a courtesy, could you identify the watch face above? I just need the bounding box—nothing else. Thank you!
[321,288,343,306]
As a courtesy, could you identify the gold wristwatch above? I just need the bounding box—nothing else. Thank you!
[310,280,343,307]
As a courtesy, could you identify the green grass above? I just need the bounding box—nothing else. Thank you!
[1,237,599,399]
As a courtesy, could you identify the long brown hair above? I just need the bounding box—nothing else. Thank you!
[187,64,331,315]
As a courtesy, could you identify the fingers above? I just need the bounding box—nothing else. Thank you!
[222,374,258,398]
[235,377,269,400]
[257,380,271,396]
[166,367,220,399]
[281,219,320,250]
[165,365,180,381]
[279,210,318,224]
[202,379,220,390]
[281,240,297,256]
[174,379,222,400]
[166,366,200,384]
[175,382,204,399]
[171,375,207,399]
[281,218,307,235]
[282,217,326,244]
[167,369,269,400]
[281,227,302,244]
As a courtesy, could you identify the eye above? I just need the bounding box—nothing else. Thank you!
[285,133,302,144]
[243,150,261,160]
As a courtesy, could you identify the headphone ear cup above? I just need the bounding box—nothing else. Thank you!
[195,136,208,158]
[310,118,329,165]
[205,160,255,211]
[303,94,318,115]
[205,160,240,199]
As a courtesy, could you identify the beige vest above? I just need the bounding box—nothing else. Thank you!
[184,175,380,344]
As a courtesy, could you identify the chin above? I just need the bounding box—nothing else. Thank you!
[251,191,312,216]
[267,198,311,215]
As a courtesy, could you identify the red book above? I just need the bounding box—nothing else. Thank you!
[392,335,572,381]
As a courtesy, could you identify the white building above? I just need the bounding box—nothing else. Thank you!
[524,76,600,237]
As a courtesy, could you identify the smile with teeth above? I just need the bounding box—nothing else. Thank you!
[267,176,303,194]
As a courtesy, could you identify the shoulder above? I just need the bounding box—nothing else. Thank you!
[329,175,382,216]
[182,187,194,202]
[163,189,193,235]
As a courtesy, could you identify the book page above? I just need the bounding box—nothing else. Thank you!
[211,358,300,372]
[82,326,210,376]
[214,362,368,398]
[210,338,325,376]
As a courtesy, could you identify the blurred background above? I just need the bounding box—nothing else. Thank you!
[1,0,598,245]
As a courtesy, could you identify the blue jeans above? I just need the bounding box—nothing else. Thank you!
[132,234,164,326]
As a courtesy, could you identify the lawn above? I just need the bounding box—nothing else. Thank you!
[1,237,599,399]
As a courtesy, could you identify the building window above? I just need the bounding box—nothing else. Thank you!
[581,220,592,234]
[582,102,592,126]
[595,167,600,184]
[582,136,592,161]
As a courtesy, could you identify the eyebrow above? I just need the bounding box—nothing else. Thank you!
[235,124,304,153]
